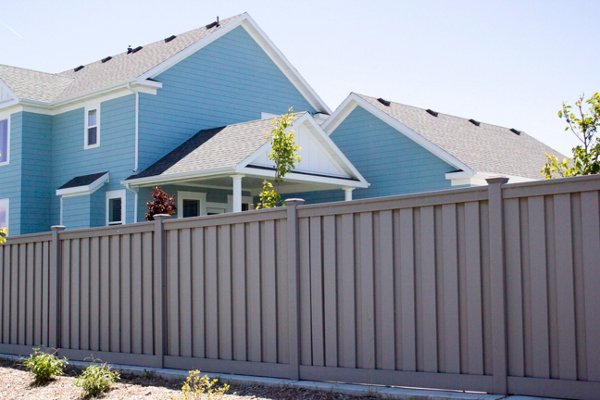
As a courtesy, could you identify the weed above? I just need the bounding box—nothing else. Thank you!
[75,362,120,398]
[177,369,230,399]
[23,348,67,383]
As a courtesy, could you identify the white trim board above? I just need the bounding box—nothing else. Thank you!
[0,115,10,167]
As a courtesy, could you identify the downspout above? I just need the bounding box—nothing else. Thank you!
[126,83,140,223]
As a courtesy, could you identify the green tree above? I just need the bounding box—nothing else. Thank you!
[0,228,6,245]
[256,110,301,209]
[542,92,600,178]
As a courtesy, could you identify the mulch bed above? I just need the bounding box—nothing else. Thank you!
[0,358,381,399]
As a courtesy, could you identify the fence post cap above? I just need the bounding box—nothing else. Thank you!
[486,176,509,185]
[50,225,66,231]
[284,198,305,206]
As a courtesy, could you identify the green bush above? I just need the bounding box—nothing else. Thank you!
[178,369,230,399]
[23,348,67,383]
[75,363,120,397]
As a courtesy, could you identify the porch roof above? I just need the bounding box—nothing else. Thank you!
[124,114,369,191]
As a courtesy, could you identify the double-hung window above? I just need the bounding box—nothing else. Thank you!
[0,118,9,165]
[84,106,100,149]
[106,190,125,226]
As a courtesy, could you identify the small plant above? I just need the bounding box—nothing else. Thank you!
[145,185,177,220]
[75,363,120,398]
[0,227,7,245]
[142,368,156,379]
[23,348,67,383]
[178,369,230,399]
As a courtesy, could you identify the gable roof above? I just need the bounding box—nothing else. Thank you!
[0,13,330,112]
[126,113,368,189]
[324,93,564,180]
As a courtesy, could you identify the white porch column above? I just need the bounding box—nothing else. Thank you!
[231,175,244,212]
[343,187,354,201]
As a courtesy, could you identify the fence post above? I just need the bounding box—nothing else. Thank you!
[487,177,509,395]
[285,198,304,381]
[49,225,65,349]
[153,214,170,368]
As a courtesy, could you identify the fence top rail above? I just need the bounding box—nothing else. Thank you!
[59,221,155,240]
[502,174,600,199]
[297,185,489,218]
[5,232,52,245]
[163,207,287,231]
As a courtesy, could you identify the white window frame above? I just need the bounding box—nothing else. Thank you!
[0,116,10,166]
[106,189,126,226]
[0,198,8,229]
[177,191,207,218]
[84,104,100,149]
[227,194,253,212]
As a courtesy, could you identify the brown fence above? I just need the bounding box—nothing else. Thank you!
[0,175,599,399]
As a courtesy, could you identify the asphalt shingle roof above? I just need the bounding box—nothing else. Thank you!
[58,171,108,189]
[128,115,303,181]
[358,94,564,179]
[0,15,241,103]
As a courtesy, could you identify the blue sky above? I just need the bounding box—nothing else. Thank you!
[1,0,598,154]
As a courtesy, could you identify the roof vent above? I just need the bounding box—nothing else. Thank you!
[164,34,177,43]
[131,46,143,54]
[377,98,391,107]
[127,45,133,54]
[468,119,480,127]
[101,56,112,63]
[426,109,438,117]
[510,128,521,135]
[206,16,221,29]
[74,65,84,72]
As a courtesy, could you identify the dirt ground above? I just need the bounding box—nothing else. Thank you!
[0,358,380,399]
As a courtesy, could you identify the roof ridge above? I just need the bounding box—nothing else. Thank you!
[356,93,526,133]
[56,14,245,76]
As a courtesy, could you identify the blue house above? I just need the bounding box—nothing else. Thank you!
[0,13,560,235]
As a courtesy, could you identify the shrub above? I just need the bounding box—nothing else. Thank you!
[75,363,120,397]
[145,186,176,221]
[23,348,67,383]
[179,369,230,399]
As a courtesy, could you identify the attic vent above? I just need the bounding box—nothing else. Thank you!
[101,56,112,63]
[127,45,133,54]
[510,128,521,135]
[74,65,84,72]
[164,34,177,43]
[377,98,391,107]
[426,109,439,117]
[131,46,143,54]
[469,119,480,127]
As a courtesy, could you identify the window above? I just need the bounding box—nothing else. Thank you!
[0,199,8,228]
[84,106,100,149]
[0,119,8,165]
[227,195,253,212]
[106,190,125,225]
[177,191,207,218]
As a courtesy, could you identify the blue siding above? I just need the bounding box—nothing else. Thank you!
[20,112,52,233]
[62,195,91,229]
[295,106,456,204]
[138,26,316,170]
[51,95,135,227]
[0,112,22,235]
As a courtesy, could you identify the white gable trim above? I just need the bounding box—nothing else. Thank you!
[0,79,19,107]
[136,13,330,114]
[237,113,369,187]
[322,93,475,175]
[56,173,109,197]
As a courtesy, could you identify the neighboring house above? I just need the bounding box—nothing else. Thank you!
[290,92,564,203]
[0,13,562,235]
[0,13,367,235]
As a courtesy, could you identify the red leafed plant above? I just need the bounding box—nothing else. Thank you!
[145,186,176,221]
